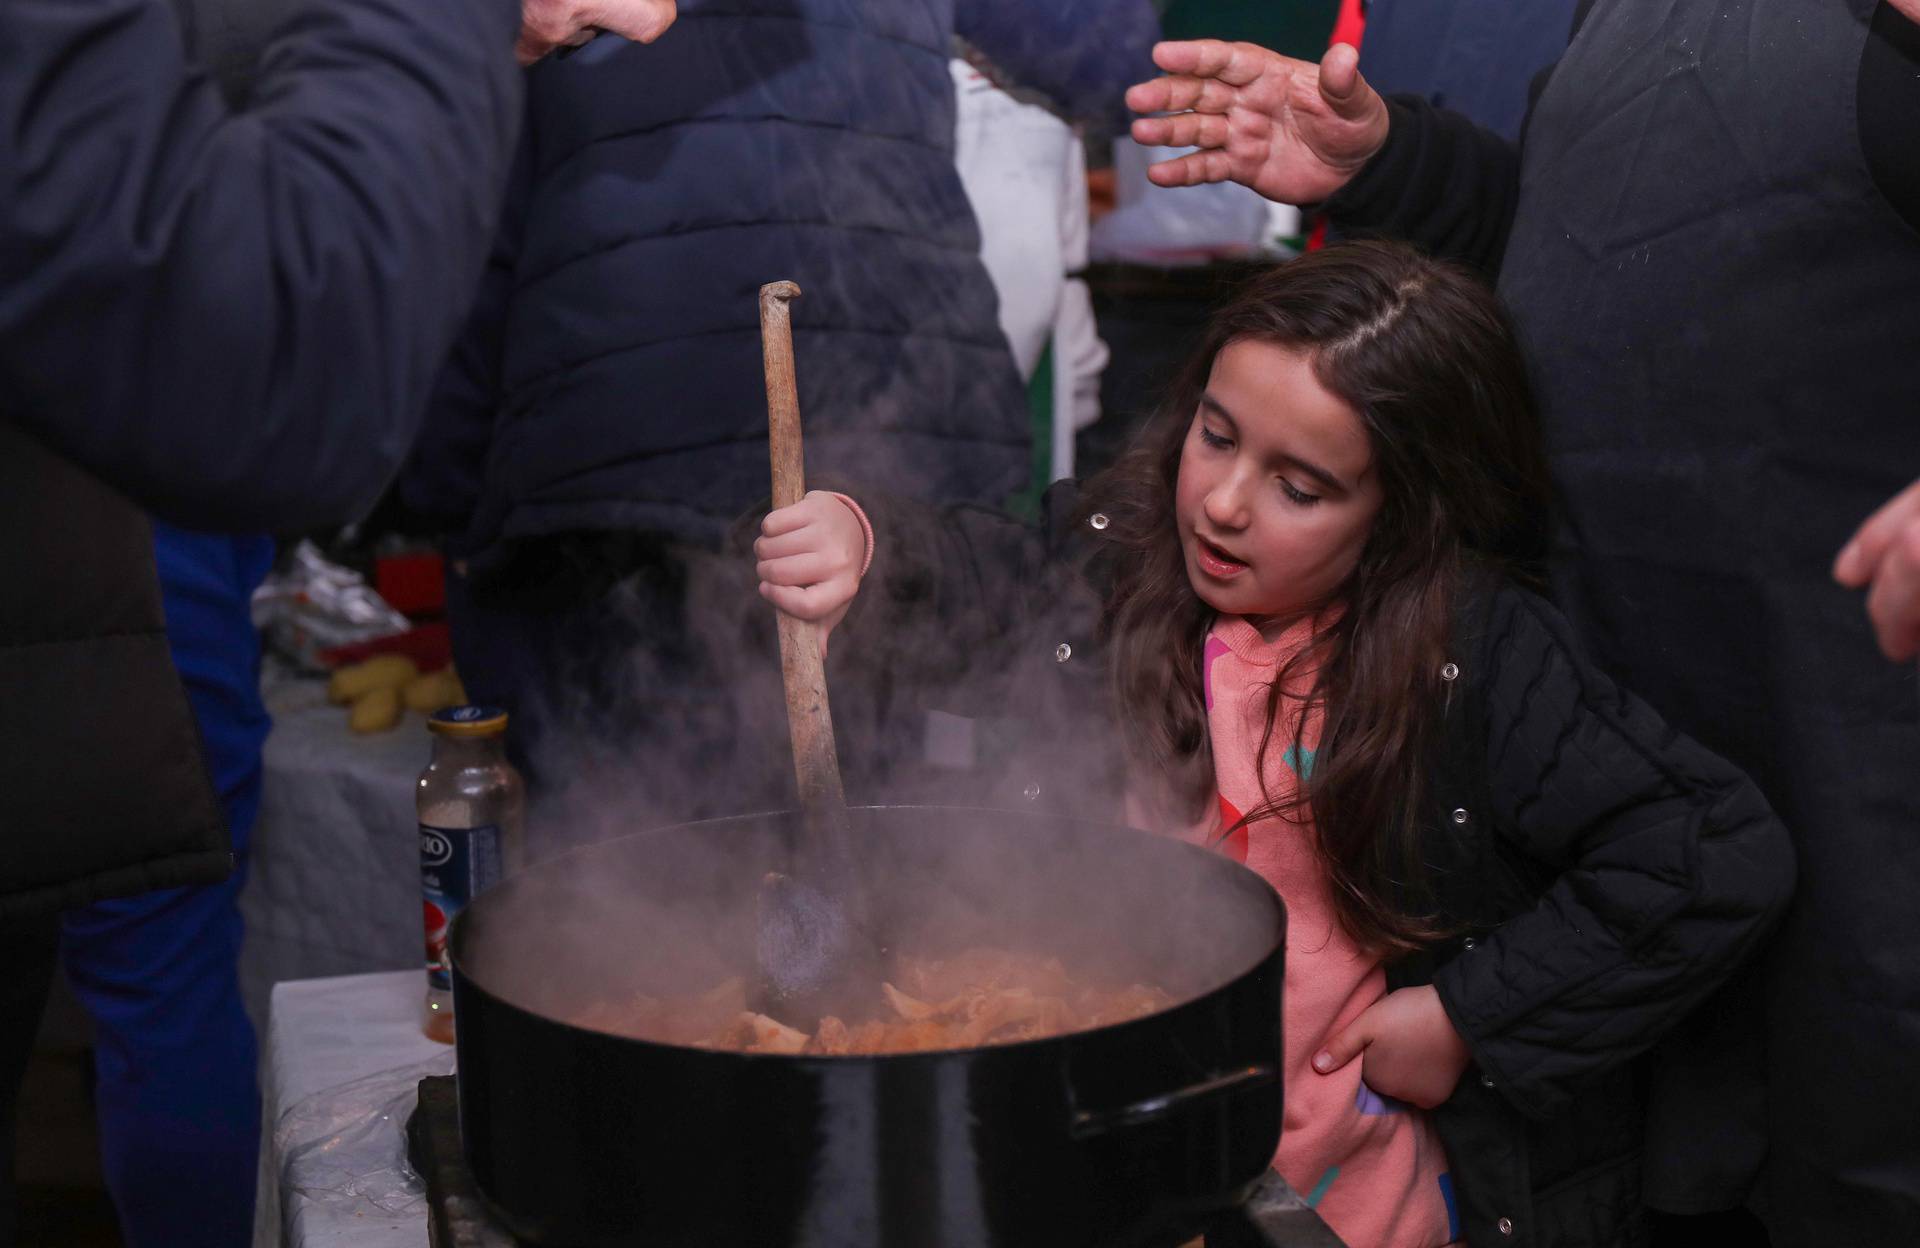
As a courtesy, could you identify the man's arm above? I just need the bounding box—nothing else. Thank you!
[0,0,524,535]
[1324,95,1521,275]
[1128,1,1603,278]
[1124,40,1520,273]
[1328,0,1599,273]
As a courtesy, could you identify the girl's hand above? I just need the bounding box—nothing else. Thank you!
[1124,41,1389,205]
[756,491,868,649]
[1311,985,1472,1110]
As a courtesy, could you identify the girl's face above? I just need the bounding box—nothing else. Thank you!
[1174,339,1385,622]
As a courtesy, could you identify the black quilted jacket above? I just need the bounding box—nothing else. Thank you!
[832,482,1795,1248]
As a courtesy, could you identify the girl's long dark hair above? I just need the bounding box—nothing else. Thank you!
[1087,241,1550,955]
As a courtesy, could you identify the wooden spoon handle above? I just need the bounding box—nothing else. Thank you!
[759,281,847,813]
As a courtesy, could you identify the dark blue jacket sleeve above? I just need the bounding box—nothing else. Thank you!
[0,0,524,534]
[394,138,532,542]
[955,0,1159,133]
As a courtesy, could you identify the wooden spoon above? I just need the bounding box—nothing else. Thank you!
[753,280,883,1024]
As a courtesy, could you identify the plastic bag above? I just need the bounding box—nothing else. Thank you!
[252,541,411,672]
[269,1050,455,1247]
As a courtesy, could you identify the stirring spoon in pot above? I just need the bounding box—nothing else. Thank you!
[754,281,886,1027]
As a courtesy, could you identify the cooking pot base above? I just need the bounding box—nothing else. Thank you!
[406,1077,1344,1248]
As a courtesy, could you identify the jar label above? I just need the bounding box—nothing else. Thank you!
[420,823,501,991]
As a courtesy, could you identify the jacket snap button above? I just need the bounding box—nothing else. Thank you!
[1440,661,1460,682]
[1055,643,1072,662]
[1481,1074,1496,1089]
[1089,512,1111,530]
[1452,808,1470,825]
[1498,1217,1514,1236]
[1462,937,1477,950]
[1023,781,1042,801]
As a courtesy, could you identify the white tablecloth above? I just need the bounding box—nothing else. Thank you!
[239,682,429,1036]
[251,970,448,1248]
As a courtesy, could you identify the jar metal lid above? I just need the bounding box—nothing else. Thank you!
[428,705,509,737]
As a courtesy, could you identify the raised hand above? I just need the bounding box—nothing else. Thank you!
[1125,40,1389,206]
[517,0,677,66]
[1312,985,1471,1110]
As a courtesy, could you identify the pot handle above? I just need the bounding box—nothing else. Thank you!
[1069,1063,1277,1139]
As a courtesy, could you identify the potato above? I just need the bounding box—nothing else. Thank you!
[348,685,402,734]
[402,668,466,713]
[401,672,441,712]
[327,654,418,704]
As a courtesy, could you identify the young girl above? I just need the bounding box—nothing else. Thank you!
[752,242,1794,1248]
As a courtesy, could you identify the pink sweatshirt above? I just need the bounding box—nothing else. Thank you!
[1175,614,1458,1248]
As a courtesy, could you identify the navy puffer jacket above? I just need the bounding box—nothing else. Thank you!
[410,0,1158,569]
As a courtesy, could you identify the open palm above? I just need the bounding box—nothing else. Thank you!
[1125,41,1390,206]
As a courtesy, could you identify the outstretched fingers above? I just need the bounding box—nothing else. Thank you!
[1151,39,1274,88]
[1131,111,1230,152]
[1144,148,1236,188]
[1127,73,1239,118]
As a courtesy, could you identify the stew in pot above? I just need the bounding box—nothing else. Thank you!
[573,947,1174,1055]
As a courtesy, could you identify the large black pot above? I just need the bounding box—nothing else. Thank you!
[451,806,1286,1247]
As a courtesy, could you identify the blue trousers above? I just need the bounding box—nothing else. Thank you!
[58,525,273,1248]
[60,808,259,1248]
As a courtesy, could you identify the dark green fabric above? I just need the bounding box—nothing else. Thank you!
[1005,342,1057,522]
[1160,0,1338,59]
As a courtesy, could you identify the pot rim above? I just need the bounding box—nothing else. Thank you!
[450,804,1287,1063]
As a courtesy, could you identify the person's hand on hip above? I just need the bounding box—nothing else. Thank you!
[1835,476,1920,662]
[1125,40,1389,206]
[1312,985,1472,1110]
[517,0,676,65]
